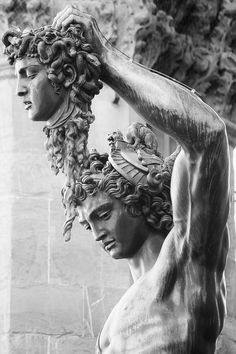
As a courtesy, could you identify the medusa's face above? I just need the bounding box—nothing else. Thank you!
[15,57,66,121]
[77,191,149,259]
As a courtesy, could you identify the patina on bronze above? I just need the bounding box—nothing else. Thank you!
[3,5,230,354]
[2,25,103,241]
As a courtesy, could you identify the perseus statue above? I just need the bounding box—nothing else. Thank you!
[3,5,230,354]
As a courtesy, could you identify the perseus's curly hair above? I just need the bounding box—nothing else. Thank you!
[75,145,179,238]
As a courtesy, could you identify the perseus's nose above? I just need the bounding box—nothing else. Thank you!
[95,232,107,243]
[92,228,107,243]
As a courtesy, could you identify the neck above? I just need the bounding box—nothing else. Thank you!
[127,233,164,282]
[46,93,88,129]
[46,92,73,129]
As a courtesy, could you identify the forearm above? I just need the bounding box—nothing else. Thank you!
[101,46,224,153]
[52,6,225,153]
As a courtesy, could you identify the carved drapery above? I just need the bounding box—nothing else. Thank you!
[132,0,236,146]
[0,0,51,28]
[0,0,51,58]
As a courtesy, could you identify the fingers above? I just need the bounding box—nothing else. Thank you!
[53,6,78,29]
[52,6,71,28]
[52,5,91,30]
[59,14,79,30]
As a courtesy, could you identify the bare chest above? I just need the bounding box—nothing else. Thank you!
[97,264,221,354]
[98,276,190,353]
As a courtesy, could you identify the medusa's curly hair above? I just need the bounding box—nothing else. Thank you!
[74,126,180,238]
[3,24,103,104]
[3,24,103,175]
[3,24,103,241]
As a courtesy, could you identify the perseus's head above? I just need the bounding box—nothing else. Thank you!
[2,24,103,122]
[73,123,180,256]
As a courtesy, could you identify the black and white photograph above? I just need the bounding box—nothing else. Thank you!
[0,1,235,353]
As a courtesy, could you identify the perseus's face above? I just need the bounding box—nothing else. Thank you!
[15,57,66,121]
[77,191,149,259]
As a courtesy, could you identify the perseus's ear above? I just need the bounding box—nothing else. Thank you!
[63,64,77,88]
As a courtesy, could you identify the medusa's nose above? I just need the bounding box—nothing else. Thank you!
[16,77,28,97]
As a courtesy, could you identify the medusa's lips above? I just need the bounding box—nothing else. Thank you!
[103,239,116,251]
[24,101,32,110]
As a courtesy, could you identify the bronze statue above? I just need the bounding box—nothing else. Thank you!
[3,5,230,353]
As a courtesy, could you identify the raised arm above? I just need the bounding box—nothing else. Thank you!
[53,6,224,154]
[53,6,230,267]
[106,51,229,268]
[103,49,227,154]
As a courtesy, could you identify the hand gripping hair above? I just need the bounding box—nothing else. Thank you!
[3,24,103,241]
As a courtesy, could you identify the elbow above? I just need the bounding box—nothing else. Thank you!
[213,116,226,134]
[193,95,226,137]
[188,117,227,157]
[205,109,227,145]
[211,118,227,144]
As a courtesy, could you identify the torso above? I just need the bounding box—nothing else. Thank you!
[96,138,229,353]
[96,229,228,354]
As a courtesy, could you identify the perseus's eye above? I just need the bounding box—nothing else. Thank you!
[98,210,111,220]
[95,203,113,221]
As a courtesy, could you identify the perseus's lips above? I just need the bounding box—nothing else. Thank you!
[104,240,116,252]
[24,101,32,110]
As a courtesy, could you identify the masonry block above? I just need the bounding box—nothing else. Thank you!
[216,316,236,354]
[50,335,96,354]
[8,334,48,354]
[11,285,84,335]
[11,197,49,286]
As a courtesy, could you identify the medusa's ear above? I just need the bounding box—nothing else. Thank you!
[63,64,77,88]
